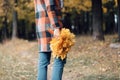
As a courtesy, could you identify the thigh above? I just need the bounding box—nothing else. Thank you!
[38,52,51,67]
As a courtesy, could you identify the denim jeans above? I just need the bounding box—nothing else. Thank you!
[37,52,66,80]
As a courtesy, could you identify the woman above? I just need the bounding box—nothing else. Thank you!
[34,0,66,80]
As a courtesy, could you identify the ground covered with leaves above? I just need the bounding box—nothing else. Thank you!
[0,35,120,80]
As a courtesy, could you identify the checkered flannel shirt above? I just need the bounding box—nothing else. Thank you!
[34,0,63,52]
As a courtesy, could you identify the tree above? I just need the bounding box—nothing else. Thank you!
[63,0,92,34]
[0,0,11,42]
[0,0,35,40]
[103,0,116,34]
[92,0,104,40]
[12,0,18,39]
[16,0,35,39]
[117,0,120,41]
[64,0,91,12]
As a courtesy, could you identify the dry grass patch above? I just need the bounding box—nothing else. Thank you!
[0,35,120,80]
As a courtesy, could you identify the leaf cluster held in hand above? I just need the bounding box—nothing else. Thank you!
[50,28,75,60]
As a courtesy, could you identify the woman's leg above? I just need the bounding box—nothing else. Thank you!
[37,52,51,80]
[52,58,66,80]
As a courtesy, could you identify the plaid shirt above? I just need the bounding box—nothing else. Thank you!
[34,0,63,52]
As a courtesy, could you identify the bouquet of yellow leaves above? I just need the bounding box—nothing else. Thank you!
[50,28,75,60]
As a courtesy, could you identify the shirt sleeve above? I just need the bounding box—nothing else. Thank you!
[44,0,63,29]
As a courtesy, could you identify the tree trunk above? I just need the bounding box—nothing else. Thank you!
[117,0,120,41]
[2,16,7,43]
[12,0,18,39]
[12,10,18,39]
[92,0,104,40]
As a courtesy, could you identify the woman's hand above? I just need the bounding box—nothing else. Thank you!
[54,28,60,37]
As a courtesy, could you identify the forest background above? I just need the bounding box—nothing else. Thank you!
[0,0,120,42]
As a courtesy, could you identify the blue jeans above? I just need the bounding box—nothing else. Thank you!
[37,52,66,80]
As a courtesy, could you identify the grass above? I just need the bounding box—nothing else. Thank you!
[0,35,120,80]
[0,39,38,80]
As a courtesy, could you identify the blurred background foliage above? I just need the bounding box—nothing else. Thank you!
[0,0,120,42]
